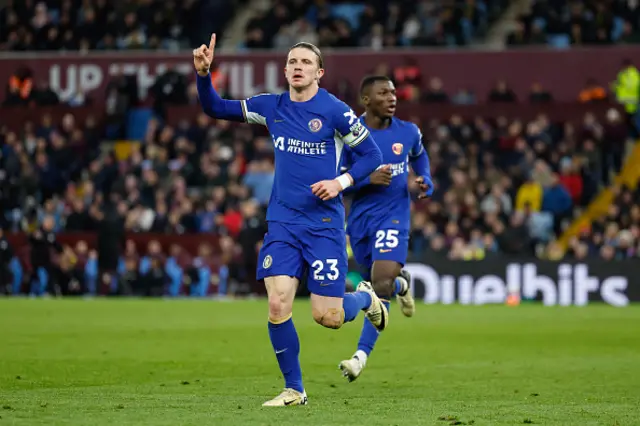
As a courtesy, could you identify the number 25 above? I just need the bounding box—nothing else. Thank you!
[375,230,399,249]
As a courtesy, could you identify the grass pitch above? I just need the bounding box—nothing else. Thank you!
[0,299,638,426]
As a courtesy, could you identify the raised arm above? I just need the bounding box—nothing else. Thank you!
[193,33,244,122]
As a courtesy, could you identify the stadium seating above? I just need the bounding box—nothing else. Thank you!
[242,0,515,49]
[507,0,640,47]
[0,0,243,51]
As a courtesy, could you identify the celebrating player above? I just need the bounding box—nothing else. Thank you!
[193,35,388,406]
[339,75,434,382]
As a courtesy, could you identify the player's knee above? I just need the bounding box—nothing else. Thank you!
[372,277,395,298]
[268,293,291,321]
[312,307,344,329]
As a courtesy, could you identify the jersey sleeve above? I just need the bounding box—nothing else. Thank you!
[341,146,354,169]
[332,101,370,148]
[408,123,431,178]
[409,124,425,157]
[240,94,276,126]
[331,100,381,184]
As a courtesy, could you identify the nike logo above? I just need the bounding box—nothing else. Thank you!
[283,399,297,406]
[319,283,331,286]
[274,119,285,123]
[379,249,392,253]
[275,348,288,354]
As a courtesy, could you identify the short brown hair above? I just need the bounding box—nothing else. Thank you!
[289,42,324,68]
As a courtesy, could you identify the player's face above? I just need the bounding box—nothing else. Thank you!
[367,80,397,118]
[285,47,324,90]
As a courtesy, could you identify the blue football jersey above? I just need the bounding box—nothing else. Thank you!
[241,89,371,229]
[344,117,424,234]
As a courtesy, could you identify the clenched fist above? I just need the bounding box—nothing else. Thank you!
[415,175,434,199]
[193,33,216,76]
[311,179,344,201]
[370,164,392,186]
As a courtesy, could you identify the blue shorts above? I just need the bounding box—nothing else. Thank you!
[349,228,409,271]
[257,222,347,298]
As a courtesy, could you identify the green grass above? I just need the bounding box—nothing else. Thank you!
[0,299,639,426]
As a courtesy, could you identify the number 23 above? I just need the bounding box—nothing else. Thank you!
[311,259,339,281]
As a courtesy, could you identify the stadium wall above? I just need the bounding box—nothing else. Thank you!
[1,46,639,103]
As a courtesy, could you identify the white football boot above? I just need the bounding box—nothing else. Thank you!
[396,269,415,317]
[356,281,389,331]
[339,350,368,382]
[262,388,308,407]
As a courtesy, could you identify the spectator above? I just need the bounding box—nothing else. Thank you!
[488,80,517,103]
[558,158,584,205]
[242,158,275,206]
[515,175,543,212]
[542,174,573,235]
[603,108,628,179]
[495,213,532,255]
[393,58,422,102]
[94,199,125,294]
[578,79,608,103]
[619,20,640,44]
[612,59,640,136]
[451,88,476,105]
[4,66,34,106]
[0,228,13,295]
[28,215,63,295]
[422,77,449,103]
[529,83,553,103]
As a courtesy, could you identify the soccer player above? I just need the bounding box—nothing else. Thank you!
[338,75,434,382]
[193,35,388,406]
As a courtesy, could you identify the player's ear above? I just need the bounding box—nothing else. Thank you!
[360,95,369,107]
[316,68,324,81]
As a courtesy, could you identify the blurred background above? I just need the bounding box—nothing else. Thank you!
[0,0,639,303]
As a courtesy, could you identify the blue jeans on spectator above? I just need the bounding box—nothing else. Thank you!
[30,267,49,296]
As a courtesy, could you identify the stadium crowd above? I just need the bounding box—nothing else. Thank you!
[3,0,640,53]
[244,0,513,49]
[564,183,640,261]
[507,0,640,47]
[0,0,237,51]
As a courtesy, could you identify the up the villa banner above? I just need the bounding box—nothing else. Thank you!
[1,46,639,102]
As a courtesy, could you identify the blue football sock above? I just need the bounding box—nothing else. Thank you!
[268,317,303,393]
[358,299,390,355]
[343,291,372,323]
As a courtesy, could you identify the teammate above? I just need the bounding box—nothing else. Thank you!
[193,35,388,406]
[339,75,434,382]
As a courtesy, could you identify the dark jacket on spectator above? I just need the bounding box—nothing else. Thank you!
[542,185,573,215]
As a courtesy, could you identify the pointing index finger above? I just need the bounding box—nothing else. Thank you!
[209,33,216,52]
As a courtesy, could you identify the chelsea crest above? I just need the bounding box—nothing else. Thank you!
[308,119,323,132]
